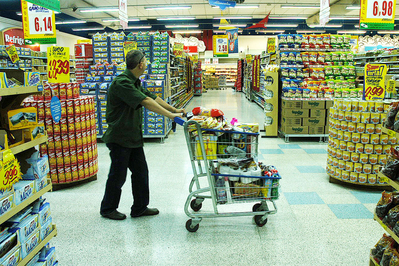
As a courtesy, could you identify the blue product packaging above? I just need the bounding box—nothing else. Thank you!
[23,152,49,180]
[13,181,35,205]
[99,83,109,90]
[0,245,20,266]
[20,228,39,259]
[85,77,93,82]
[38,247,55,266]
[25,253,40,266]
[16,214,39,243]
[36,202,50,226]
[89,83,98,90]
[39,217,52,241]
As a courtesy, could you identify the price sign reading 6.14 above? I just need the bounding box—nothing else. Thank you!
[47,46,70,83]
[360,0,396,29]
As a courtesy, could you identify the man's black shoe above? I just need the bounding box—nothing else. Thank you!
[131,208,159,218]
[101,210,127,220]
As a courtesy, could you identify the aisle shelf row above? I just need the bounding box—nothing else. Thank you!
[377,172,399,191]
[0,85,41,97]
[369,256,379,266]
[0,182,52,225]
[328,174,390,189]
[1,135,48,160]
[355,54,399,60]
[374,213,399,243]
[18,224,57,266]
[280,48,351,52]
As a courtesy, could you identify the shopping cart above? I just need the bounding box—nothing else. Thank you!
[175,117,280,232]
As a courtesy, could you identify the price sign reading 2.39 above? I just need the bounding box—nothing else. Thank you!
[363,63,388,101]
[47,46,70,83]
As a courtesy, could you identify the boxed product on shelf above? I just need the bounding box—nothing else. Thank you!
[13,180,35,206]
[38,246,56,266]
[12,214,39,243]
[281,125,309,134]
[0,193,13,216]
[39,217,52,241]
[0,231,19,263]
[7,107,37,130]
[282,108,310,118]
[1,244,20,265]
[20,228,39,259]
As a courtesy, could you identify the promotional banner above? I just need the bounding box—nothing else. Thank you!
[191,54,199,64]
[174,43,184,57]
[319,0,330,26]
[6,45,19,63]
[47,46,70,83]
[267,37,276,54]
[123,41,137,57]
[226,28,238,54]
[0,150,22,191]
[246,54,252,64]
[363,63,388,100]
[25,0,60,12]
[119,0,128,30]
[21,0,57,44]
[213,35,228,57]
[386,79,396,98]
[1,28,40,51]
[360,0,396,29]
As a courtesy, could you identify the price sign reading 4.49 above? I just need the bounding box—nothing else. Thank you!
[47,46,70,83]
[363,63,388,100]
[360,0,396,29]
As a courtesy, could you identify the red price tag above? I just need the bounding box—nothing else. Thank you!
[368,0,394,19]
[365,86,384,100]
[48,59,70,80]
[3,165,18,187]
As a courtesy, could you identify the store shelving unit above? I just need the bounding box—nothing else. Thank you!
[202,63,237,87]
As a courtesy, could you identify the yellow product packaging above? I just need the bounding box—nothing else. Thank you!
[356,123,365,133]
[0,72,8,88]
[346,161,354,172]
[360,154,369,164]
[342,170,350,180]
[372,165,380,174]
[236,123,259,133]
[389,136,397,145]
[343,132,351,142]
[375,145,383,154]
[370,113,380,124]
[378,155,387,165]
[371,134,380,145]
[352,133,360,143]
[336,149,343,160]
[337,130,344,140]
[339,141,347,151]
[375,124,382,134]
[343,151,350,161]
[333,158,339,167]
[347,142,355,152]
[361,112,370,123]
[339,159,345,169]
[369,101,375,112]
[331,148,337,158]
[363,164,372,174]
[351,112,361,123]
[351,152,360,163]
[341,121,348,131]
[381,135,389,145]
[364,144,374,154]
[7,107,37,130]
[368,174,377,184]
[381,113,387,124]
[361,134,370,144]
[335,169,342,178]
[375,102,384,113]
[355,143,364,153]
[195,134,217,160]
[369,154,378,165]
[358,173,367,183]
[24,72,40,86]
[348,122,356,132]
[350,172,358,182]
[344,112,352,122]
[366,124,375,134]
[358,101,368,112]
[331,129,337,138]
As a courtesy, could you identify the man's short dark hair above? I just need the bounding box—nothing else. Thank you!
[126,50,145,70]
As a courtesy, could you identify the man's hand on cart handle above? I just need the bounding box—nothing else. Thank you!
[174,116,185,126]
[175,108,187,116]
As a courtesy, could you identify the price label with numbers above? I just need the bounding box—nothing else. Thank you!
[21,0,56,44]
[363,64,388,100]
[360,0,396,29]
[267,37,276,54]
[0,150,21,191]
[388,129,397,137]
[47,46,70,83]
[213,35,228,57]
[173,43,184,58]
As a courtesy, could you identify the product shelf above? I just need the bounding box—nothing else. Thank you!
[0,135,48,160]
[279,130,328,143]
[377,172,399,191]
[0,85,40,97]
[374,213,399,243]
[381,127,399,138]
[280,48,351,52]
[0,182,52,225]
[329,175,390,189]
[370,255,380,266]
[18,224,57,266]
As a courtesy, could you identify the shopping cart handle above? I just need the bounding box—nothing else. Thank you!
[174,116,185,126]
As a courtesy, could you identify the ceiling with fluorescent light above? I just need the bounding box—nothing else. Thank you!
[0,0,397,38]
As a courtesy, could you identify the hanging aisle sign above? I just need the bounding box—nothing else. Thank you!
[25,0,60,12]
[47,46,70,83]
[213,35,228,57]
[363,63,388,100]
[21,0,57,44]
[119,0,128,30]
[360,0,396,29]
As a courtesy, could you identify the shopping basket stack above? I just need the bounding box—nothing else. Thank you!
[177,114,281,232]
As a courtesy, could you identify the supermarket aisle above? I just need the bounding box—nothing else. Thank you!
[46,89,384,265]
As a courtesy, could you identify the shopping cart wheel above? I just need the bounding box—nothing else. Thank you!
[186,219,199,232]
[252,203,268,212]
[254,215,268,227]
[190,199,202,212]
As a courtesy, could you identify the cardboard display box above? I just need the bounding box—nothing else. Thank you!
[281,99,302,109]
[302,101,325,109]
[326,100,334,109]
[282,108,310,118]
[281,125,309,134]
[281,117,302,126]
[303,117,326,127]
[310,109,326,118]
[308,126,325,135]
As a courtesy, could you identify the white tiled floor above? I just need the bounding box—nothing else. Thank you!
[46,89,385,265]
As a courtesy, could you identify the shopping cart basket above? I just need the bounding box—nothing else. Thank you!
[175,117,280,232]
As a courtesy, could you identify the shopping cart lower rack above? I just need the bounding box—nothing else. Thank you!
[180,119,281,232]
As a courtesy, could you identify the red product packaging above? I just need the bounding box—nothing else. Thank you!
[70,147,77,164]
[81,115,87,132]
[60,118,68,135]
[84,97,90,114]
[40,144,48,157]
[71,165,79,181]
[59,83,67,100]
[31,101,37,110]
[75,116,82,133]
[58,167,66,183]
[66,100,74,117]
[63,151,71,168]
[83,146,88,163]
[37,92,44,101]
[50,83,59,98]
[85,114,91,130]
[68,117,75,133]
[50,169,58,183]
[74,99,81,116]
[60,100,66,118]
[54,135,62,153]
[43,82,52,101]
[84,162,89,178]
[53,122,60,135]
[61,134,69,151]
[48,152,56,168]
[90,114,96,130]
[56,150,64,168]
[23,100,31,108]
[76,132,83,148]
[87,145,93,161]
[89,160,94,176]
[78,164,85,180]
[47,136,55,154]
[64,166,72,182]
[80,98,86,115]
[37,101,45,120]
[66,83,73,99]
[73,83,80,99]
[69,134,76,151]
[44,101,52,119]
[45,118,53,136]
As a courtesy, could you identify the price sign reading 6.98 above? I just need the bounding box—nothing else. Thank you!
[47,46,70,83]
[360,0,396,29]
[368,0,394,18]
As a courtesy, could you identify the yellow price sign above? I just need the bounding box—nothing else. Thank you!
[192,54,199,64]
[5,45,19,63]
[47,46,70,83]
[246,54,252,64]
[123,41,137,57]
[0,150,22,191]
[267,38,276,54]
[378,172,389,183]
[364,64,388,100]
[387,129,397,137]
[174,43,184,58]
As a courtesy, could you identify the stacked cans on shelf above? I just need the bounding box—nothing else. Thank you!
[23,82,99,184]
[326,99,396,185]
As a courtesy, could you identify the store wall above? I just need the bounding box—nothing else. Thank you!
[238,36,269,55]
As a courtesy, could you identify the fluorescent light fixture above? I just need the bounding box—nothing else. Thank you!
[157,17,195,20]
[346,6,361,9]
[281,5,320,8]
[73,27,105,31]
[309,24,343,28]
[17,11,60,15]
[269,16,308,20]
[145,5,191,10]
[337,30,366,34]
[173,30,202,34]
[213,16,252,19]
[165,24,199,28]
[55,20,86,25]
[212,5,258,8]
[213,24,247,27]
[103,18,140,22]
[214,30,243,33]
[378,31,399,34]
[126,25,152,29]
[265,24,298,27]
[80,7,119,12]
[330,17,359,20]
[257,30,285,33]
[297,30,326,33]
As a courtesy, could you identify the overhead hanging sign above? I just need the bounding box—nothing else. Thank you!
[363,63,388,100]
[209,0,236,10]
[25,0,60,12]
[6,45,20,63]
[226,28,238,54]
[21,0,57,44]
[213,35,228,57]
[1,28,40,51]
[360,0,396,29]
[267,37,276,54]
[47,46,70,83]
[319,0,330,26]
[119,0,128,30]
